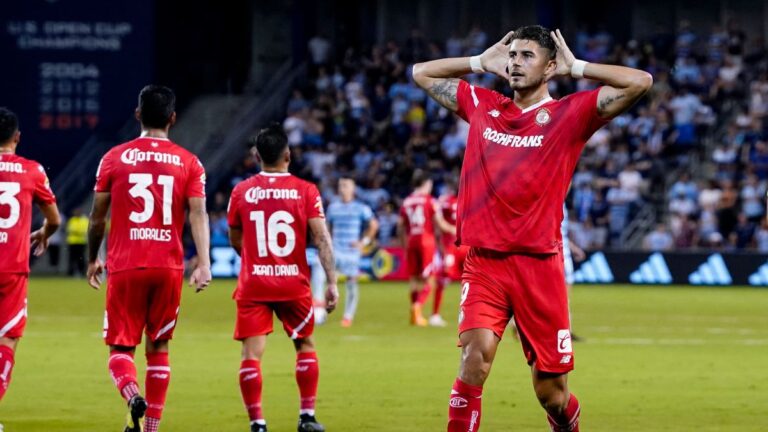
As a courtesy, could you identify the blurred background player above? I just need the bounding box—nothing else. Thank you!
[65,207,88,277]
[326,177,378,327]
[86,85,212,432]
[0,107,60,411]
[432,180,463,327]
[414,25,652,431]
[306,246,328,325]
[227,124,338,432]
[397,170,455,326]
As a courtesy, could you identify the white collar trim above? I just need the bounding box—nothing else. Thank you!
[258,172,291,177]
[138,132,170,141]
[520,96,553,114]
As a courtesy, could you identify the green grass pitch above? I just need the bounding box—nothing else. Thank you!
[2,278,767,431]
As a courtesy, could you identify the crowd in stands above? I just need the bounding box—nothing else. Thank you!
[212,21,768,252]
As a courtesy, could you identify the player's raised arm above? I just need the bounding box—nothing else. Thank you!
[549,29,652,119]
[413,31,514,111]
[30,202,61,257]
[86,191,111,289]
[188,196,211,292]
[308,217,338,312]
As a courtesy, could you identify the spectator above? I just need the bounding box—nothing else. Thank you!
[643,223,674,251]
[66,207,88,277]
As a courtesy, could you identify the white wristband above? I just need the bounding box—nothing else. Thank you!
[469,55,485,73]
[571,59,588,79]
[362,237,371,246]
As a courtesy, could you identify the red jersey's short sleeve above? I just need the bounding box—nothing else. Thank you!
[305,184,324,219]
[186,157,206,199]
[456,80,509,122]
[94,152,114,192]
[562,87,609,141]
[32,164,56,205]
[227,185,243,229]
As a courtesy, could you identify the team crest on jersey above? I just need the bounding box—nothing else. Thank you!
[488,109,500,118]
[535,108,551,126]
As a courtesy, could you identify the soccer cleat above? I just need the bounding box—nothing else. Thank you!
[340,317,353,327]
[428,314,447,327]
[297,414,325,432]
[124,395,147,432]
[250,422,268,432]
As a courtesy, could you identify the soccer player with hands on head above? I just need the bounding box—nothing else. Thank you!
[227,124,338,432]
[414,25,652,431]
[87,85,211,432]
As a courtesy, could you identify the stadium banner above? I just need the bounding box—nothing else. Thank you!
[212,246,768,286]
[0,0,153,177]
[573,251,768,287]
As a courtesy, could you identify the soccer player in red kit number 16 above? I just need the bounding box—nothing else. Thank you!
[87,85,212,432]
[414,26,652,431]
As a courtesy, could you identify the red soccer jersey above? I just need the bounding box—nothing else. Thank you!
[455,80,608,253]
[0,154,56,273]
[438,193,458,249]
[400,192,437,246]
[227,172,324,302]
[94,137,206,273]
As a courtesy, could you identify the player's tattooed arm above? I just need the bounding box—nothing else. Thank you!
[597,90,627,115]
[309,217,336,285]
[426,78,460,111]
[87,192,111,263]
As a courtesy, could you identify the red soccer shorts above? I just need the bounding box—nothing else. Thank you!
[406,239,436,278]
[458,247,574,374]
[104,268,183,346]
[0,274,28,339]
[234,295,315,340]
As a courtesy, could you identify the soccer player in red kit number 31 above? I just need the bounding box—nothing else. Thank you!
[87,85,212,432]
[414,26,652,431]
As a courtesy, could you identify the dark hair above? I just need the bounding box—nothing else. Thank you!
[412,169,431,188]
[0,107,19,144]
[510,25,556,59]
[138,85,176,128]
[253,123,288,165]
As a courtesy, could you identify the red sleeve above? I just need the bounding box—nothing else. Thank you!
[568,87,610,140]
[305,184,324,219]
[455,80,506,122]
[93,152,113,192]
[32,163,56,205]
[185,157,206,198]
[227,186,242,228]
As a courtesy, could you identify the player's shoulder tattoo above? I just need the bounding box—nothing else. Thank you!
[598,91,626,115]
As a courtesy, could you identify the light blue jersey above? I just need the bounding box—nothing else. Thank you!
[327,199,374,277]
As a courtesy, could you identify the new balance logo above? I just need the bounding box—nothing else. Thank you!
[242,373,259,381]
[150,373,169,379]
[630,253,672,284]
[748,261,768,286]
[488,109,500,117]
[559,355,572,364]
[573,252,614,283]
[688,254,732,285]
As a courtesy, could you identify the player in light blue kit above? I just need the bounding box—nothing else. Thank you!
[326,178,379,327]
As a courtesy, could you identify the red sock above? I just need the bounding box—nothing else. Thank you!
[0,345,15,401]
[239,359,264,422]
[109,350,140,401]
[417,282,431,305]
[447,378,482,432]
[547,394,580,432]
[145,352,171,422]
[295,352,319,414]
[410,290,418,304]
[433,279,445,315]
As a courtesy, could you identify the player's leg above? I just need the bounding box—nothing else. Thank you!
[0,274,27,402]
[430,250,448,326]
[142,269,183,432]
[406,245,428,326]
[275,296,324,432]
[508,253,580,431]
[235,301,274,431]
[341,253,361,326]
[105,271,149,432]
